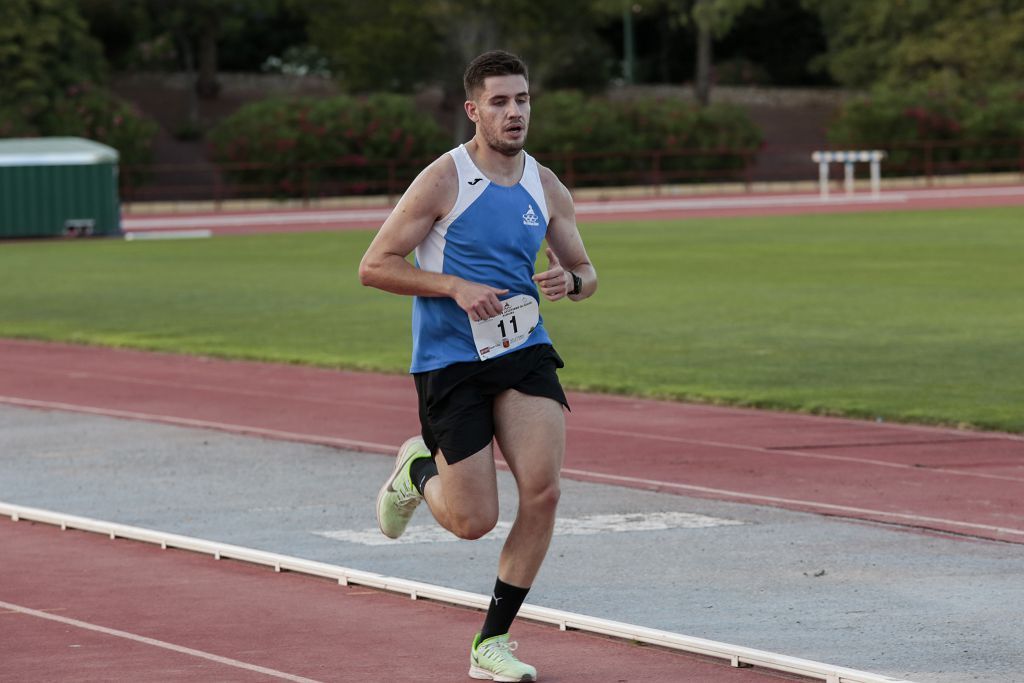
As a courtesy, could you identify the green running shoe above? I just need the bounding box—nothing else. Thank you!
[375,436,430,539]
[469,633,537,682]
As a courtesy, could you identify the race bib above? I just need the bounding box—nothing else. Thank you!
[469,294,539,361]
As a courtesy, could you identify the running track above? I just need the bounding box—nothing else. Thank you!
[10,183,1024,544]
[1,338,1021,544]
[4,185,1023,681]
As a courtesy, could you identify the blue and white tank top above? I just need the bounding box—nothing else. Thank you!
[410,145,552,373]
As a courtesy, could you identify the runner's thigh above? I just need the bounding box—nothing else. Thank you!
[436,442,500,524]
[493,389,565,493]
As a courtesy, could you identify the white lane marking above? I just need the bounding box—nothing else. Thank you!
[560,468,1024,538]
[0,361,412,416]
[569,390,1024,442]
[123,229,212,240]
[575,185,1024,215]
[897,185,1024,200]
[0,396,394,453]
[314,511,743,546]
[2,395,1020,540]
[0,599,323,683]
[570,424,1024,483]
[576,192,909,214]
[120,185,1024,230]
[122,209,390,230]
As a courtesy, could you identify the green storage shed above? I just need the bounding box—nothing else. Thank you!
[0,137,121,238]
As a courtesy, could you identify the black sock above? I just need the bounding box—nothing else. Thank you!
[480,577,530,641]
[409,455,437,496]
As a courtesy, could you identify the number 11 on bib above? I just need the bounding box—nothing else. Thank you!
[468,294,540,361]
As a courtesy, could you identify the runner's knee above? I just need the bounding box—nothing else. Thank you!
[522,480,560,517]
[450,509,499,540]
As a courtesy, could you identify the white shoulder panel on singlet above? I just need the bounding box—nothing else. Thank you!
[415,145,490,273]
[437,145,491,230]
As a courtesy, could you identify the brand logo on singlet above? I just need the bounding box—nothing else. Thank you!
[468,177,484,185]
[522,205,540,227]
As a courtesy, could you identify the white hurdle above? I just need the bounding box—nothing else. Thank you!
[812,150,886,199]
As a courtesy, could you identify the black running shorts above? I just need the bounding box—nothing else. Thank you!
[413,343,569,465]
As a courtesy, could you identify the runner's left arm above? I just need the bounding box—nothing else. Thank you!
[533,167,597,302]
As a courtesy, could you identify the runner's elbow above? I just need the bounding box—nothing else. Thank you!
[358,255,381,288]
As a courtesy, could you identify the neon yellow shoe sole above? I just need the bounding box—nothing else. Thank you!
[469,633,537,682]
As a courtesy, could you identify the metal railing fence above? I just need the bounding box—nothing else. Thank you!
[119,138,1024,206]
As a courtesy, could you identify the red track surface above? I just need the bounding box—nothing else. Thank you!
[0,518,804,682]
[1,339,1021,543]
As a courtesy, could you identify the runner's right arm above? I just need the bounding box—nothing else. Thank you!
[359,156,508,321]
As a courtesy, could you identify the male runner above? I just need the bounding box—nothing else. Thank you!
[359,50,596,682]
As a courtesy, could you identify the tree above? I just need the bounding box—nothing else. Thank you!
[303,0,613,142]
[0,0,157,163]
[127,0,282,135]
[0,0,107,121]
[142,0,244,99]
[690,0,763,104]
[715,0,832,86]
[803,0,1024,93]
[602,0,762,104]
[302,0,446,93]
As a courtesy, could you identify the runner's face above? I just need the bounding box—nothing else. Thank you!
[467,75,530,157]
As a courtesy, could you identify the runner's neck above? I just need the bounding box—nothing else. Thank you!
[464,139,525,187]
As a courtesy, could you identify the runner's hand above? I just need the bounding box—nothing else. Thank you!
[532,248,570,302]
[453,280,509,321]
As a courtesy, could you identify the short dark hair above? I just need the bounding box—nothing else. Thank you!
[463,50,529,100]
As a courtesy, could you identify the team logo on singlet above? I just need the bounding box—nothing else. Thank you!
[522,205,540,227]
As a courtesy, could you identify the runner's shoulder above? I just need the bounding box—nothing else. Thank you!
[535,161,573,213]
[414,152,459,191]
[404,152,459,219]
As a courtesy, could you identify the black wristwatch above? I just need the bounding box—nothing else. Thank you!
[568,270,582,296]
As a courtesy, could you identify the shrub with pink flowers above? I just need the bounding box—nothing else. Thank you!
[207,94,449,197]
[827,84,1024,175]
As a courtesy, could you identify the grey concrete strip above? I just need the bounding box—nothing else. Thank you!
[2,405,1021,683]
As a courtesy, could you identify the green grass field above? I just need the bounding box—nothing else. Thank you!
[1,206,1021,432]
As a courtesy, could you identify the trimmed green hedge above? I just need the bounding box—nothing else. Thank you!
[207,94,449,197]
[828,83,1024,175]
[528,91,763,185]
